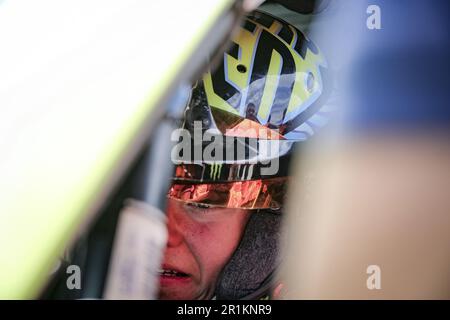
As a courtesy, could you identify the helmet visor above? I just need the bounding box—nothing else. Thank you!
[167,177,287,210]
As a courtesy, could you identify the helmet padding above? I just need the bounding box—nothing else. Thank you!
[215,210,281,299]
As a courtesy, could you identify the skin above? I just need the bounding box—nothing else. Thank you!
[158,198,251,300]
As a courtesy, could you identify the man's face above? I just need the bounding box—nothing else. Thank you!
[158,198,251,300]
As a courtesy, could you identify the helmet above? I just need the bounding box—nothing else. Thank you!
[168,10,330,299]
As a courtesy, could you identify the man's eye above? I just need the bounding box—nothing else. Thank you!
[184,202,212,214]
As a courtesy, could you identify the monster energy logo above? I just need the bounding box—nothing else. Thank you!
[171,121,280,176]
[209,163,223,180]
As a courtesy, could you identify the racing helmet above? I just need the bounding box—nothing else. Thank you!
[168,10,330,299]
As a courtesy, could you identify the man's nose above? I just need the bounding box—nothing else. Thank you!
[166,203,184,247]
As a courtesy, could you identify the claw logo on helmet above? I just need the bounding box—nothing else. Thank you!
[203,11,329,140]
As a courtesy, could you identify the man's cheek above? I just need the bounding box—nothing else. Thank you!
[184,220,211,239]
[189,224,232,265]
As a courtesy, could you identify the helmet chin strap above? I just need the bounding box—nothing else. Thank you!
[214,209,282,300]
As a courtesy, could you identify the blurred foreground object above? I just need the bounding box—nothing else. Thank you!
[283,134,450,299]
[0,0,237,299]
[280,0,450,299]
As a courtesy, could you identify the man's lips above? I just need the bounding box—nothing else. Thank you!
[159,264,192,285]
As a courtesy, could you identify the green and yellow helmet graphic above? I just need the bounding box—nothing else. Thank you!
[203,10,330,140]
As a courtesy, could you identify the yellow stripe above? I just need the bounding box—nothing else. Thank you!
[257,50,282,121]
